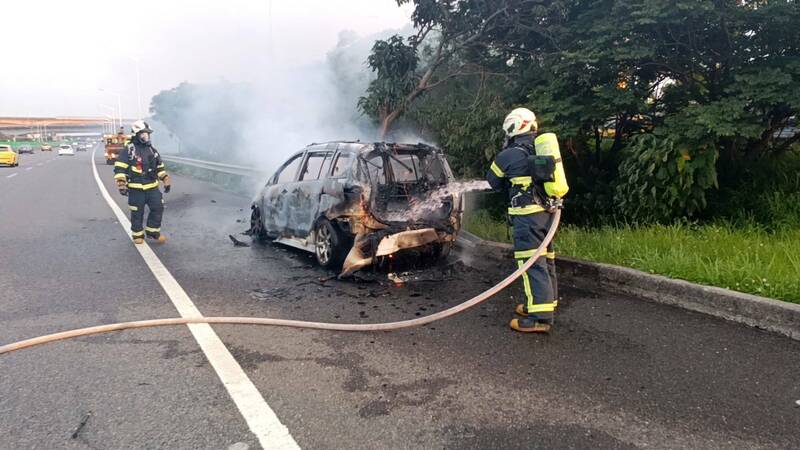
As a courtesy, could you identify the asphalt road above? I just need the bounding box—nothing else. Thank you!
[1,147,798,449]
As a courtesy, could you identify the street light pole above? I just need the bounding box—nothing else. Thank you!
[129,56,143,118]
[99,104,117,131]
[102,115,114,134]
[99,89,123,133]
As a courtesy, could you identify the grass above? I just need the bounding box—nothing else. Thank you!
[464,210,800,303]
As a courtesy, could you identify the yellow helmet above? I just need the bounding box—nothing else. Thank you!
[503,107,537,137]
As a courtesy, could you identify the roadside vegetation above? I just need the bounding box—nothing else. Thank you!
[466,210,800,303]
[0,140,60,149]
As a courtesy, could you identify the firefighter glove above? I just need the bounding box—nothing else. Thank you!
[162,175,171,193]
[116,179,128,196]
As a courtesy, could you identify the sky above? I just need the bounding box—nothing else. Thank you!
[0,0,413,118]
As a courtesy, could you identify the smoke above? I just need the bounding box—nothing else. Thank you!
[150,26,414,176]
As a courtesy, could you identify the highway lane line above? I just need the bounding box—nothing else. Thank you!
[6,173,17,178]
[25,167,33,171]
[90,150,299,450]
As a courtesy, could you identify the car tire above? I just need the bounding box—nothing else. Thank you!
[314,219,349,270]
[249,206,268,243]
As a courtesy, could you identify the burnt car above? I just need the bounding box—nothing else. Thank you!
[250,141,462,275]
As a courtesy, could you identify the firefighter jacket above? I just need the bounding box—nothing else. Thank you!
[486,134,545,215]
[113,138,168,190]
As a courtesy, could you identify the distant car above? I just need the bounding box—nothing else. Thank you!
[58,144,75,156]
[75,143,88,152]
[40,144,52,152]
[17,144,34,154]
[0,145,19,167]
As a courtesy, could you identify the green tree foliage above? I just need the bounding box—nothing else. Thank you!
[358,0,514,138]
[375,0,800,224]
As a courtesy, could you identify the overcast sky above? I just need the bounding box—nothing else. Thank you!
[1,0,412,118]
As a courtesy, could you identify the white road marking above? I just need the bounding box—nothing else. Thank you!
[36,163,44,167]
[90,150,299,450]
[25,167,33,171]
[6,173,17,178]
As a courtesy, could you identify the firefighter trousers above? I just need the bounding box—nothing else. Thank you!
[128,188,164,239]
[511,211,558,322]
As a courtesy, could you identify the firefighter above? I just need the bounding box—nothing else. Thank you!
[486,108,564,333]
[113,120,171,244]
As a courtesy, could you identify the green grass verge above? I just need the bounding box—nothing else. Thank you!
[0,140,61,149]
[464,210,800,303]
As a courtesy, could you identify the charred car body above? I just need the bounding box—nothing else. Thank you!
[250,141,462,275]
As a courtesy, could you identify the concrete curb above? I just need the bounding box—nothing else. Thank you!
[456,230,800,341]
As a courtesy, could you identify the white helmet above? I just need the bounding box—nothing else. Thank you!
[503,107,537,137]
[131,120,153,135]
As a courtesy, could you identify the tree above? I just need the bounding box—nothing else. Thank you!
[358,0,513,139]
[375,0,800,223]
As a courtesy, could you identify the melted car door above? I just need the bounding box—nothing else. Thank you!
[262,152,304,236]
[289,146,336,237]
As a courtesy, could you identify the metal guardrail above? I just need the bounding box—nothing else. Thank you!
[160,154,268,178]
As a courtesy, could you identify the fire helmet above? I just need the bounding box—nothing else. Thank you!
[503,108,537,137]
[131,120,153,135]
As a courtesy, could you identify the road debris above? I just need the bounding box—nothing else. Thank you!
[229,235,250,247]
[71,411,92,439]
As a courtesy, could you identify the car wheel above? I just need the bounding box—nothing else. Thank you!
[249,206,268,243]
[314,219,349,269]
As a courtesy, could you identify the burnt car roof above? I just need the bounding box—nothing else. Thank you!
[306,141,442,156]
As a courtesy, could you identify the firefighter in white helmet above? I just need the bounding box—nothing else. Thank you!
[486,107,568,333]
[113,120,171,244]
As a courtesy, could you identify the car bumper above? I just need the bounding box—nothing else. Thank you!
[342,227,456,275]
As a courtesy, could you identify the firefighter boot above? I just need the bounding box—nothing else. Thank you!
[133,237,144,244]
[148,234,167,244]
[509,316,551,333]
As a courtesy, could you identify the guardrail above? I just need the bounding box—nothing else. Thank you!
[160,154,269,194]
[160,155,268,178]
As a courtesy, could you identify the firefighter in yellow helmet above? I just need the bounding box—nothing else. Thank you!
[113,120,171,244]
[486,108,569,333]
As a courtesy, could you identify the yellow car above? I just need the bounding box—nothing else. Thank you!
[0,145,19,167]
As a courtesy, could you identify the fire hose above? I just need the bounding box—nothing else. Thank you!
[0,210,560,355]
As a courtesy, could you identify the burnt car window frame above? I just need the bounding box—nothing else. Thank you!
[271,152,305,185]
[299,151,333,181]
[363,154,386,185]
[330,151,354,179]
[388,153,422,183]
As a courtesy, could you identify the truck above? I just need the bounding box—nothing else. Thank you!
[104,131,129,165]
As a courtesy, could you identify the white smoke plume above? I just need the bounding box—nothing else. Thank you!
[150,26,415,175]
